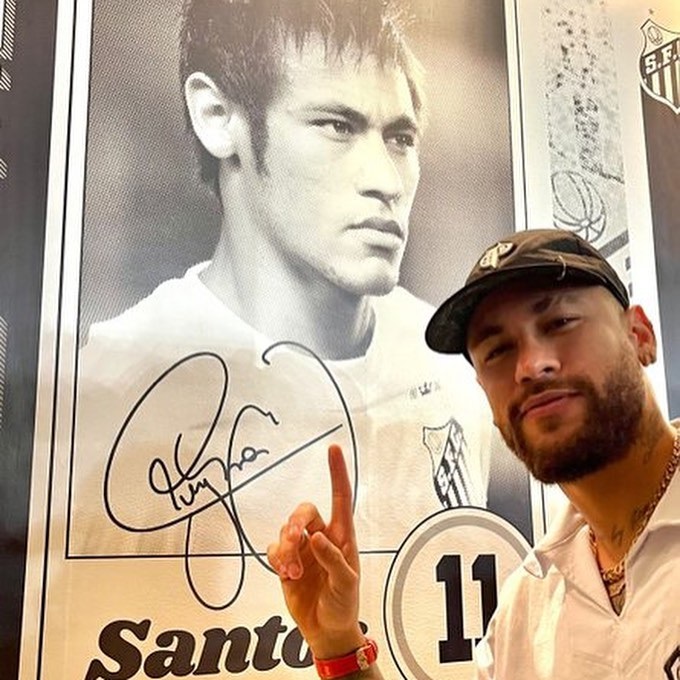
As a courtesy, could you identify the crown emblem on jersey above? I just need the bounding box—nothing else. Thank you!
[478,242,515,270]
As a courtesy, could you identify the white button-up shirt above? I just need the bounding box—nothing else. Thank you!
[475,423,680,679]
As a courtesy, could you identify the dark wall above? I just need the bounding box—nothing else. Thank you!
[0,0,59,676]
[643,94,680,417]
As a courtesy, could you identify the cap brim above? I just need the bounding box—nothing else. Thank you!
[425,262,614,357]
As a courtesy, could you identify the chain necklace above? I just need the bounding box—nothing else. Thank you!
[589,425,680,615]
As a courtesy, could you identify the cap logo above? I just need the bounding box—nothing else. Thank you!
[478,242,514,269]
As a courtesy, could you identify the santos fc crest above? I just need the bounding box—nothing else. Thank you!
[639,19,680,114]
[423,419,483,508]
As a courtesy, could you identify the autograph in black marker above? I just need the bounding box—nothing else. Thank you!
[102,341,357,610]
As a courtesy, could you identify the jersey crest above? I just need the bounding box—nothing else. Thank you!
[422,418,475,508]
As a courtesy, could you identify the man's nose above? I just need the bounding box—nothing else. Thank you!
[514,337,560,384]
[356,134,404,206]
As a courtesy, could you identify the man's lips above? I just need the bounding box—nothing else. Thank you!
[519,390,580,419]
[350,217,405,240]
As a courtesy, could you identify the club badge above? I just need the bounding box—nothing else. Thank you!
[639,18,680,115]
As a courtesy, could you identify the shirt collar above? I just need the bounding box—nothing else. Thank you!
[523,501,584,578]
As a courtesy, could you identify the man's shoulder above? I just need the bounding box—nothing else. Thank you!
[79,263,224,385]
[85,263,210,344]
[373,287,471,363]
[372,286,438,342]
[375,285,434,317]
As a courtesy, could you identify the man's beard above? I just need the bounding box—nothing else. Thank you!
[498,350,646,484]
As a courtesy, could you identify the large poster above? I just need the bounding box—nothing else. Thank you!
[23,2,533,679]
[2,0,678,679]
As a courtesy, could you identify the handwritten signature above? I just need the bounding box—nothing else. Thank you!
[102,342,357,609]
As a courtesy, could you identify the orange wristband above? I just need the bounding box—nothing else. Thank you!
[313,638,378,679]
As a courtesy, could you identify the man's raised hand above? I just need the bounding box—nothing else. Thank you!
[267,444,365,659]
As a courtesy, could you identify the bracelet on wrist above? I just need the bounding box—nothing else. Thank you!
[313,638,378,679]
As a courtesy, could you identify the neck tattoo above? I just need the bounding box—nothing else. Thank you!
[589,425,680,615]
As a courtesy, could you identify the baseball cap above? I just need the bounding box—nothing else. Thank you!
[425,228,629,356]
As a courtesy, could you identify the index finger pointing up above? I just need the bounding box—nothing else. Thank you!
[327,444,354,530]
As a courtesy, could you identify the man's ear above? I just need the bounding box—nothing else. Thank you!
[184,72,245,160]
[626,305,657,366]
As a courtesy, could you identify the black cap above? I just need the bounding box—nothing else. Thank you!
[425,228,630,356]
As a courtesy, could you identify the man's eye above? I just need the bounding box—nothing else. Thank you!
[485,343,510,363]
[548,317,576,331]
[387,132,417,150]
[315,119,353,136]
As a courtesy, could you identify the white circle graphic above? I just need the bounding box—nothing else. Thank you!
[383,508,531,679]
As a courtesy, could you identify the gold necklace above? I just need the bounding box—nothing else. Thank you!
[589,425,680,615]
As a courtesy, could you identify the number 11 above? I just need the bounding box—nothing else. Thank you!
[436,554,498,663]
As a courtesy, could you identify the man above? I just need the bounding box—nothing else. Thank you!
[269,228,680,679]
[68,1,495,673]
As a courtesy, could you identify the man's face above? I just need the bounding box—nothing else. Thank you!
[235,37,421,297]
[468,283,647,483]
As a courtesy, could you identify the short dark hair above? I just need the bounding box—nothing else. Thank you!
[179,0,424,189]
